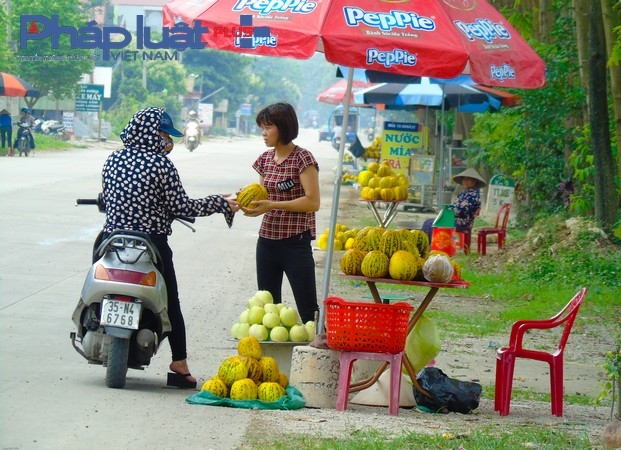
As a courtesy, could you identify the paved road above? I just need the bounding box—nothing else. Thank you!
[0,128,352,450]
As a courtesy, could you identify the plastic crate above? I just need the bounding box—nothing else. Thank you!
[323,297,413,354]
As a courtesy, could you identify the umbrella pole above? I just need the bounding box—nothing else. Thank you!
[437,88,446,206]
[318,68,354,334]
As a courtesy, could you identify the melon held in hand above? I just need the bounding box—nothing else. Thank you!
[237,183,268,208]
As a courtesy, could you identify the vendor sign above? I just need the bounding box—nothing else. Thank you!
[380,122,425,176]
[410,154,435,186]
[198,102,213,127]
[486,174,515,213]
[75,84,103,112]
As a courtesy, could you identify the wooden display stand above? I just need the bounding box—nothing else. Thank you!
[361,200,403,228]
[338,274,470,396]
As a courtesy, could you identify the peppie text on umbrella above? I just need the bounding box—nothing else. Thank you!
[19,15,208,61]
[343,7,511,43]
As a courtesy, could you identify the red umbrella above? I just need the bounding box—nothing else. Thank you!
[316,79,374,105]
[163,0,545,316]
[163,0,545,88]
[0,72,40,97]
[474,85,520,106]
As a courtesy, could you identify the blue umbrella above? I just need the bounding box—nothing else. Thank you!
[354,80,444,108]
[343,67,508,202]
[353,78,502,113]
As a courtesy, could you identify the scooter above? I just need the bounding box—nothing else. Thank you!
[16,122,33,157]
[70,194,196,389]
[39,120,67,140]
[331,129,357,151]
[184,121,200,152]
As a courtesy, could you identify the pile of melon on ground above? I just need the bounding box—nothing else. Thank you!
[230,290,315,343]
[339,226,463,283]
[316,222,359,251]
[201,336,290,402]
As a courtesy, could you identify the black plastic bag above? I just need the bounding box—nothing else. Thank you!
[348,136,365,158]
[414,367,482,414]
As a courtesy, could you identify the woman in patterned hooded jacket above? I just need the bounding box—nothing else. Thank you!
[101,107,240,387]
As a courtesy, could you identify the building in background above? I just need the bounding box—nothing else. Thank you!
[103,0,168,31]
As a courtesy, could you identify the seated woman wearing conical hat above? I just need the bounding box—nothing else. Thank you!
[421,168,487,242]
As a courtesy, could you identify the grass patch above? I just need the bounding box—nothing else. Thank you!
[480,385,595,407]
[35,135,71,150]
[9,134,84,153]
[245,425,593,449]
[293,215,620,450]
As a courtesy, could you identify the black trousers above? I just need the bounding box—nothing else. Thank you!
[256,231,319,323]
[149,235,187,361]
[0,126,12,148]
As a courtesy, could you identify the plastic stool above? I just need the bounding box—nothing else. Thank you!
[456,230,472,254]
[336,351,404,416]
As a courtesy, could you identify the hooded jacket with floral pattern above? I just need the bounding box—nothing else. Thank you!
[102,107,233,235]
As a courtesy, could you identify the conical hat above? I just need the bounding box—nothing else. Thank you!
[0,109,9,115]
[452,168,487,188]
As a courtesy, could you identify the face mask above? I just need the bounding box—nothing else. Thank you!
[163,135,174,153]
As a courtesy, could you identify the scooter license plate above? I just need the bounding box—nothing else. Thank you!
[100,298,141,330]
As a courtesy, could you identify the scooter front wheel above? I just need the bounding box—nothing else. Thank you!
[106,336,129,388]
[18,138,28,157]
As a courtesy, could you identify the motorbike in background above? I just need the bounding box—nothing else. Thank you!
[16,122,33,157]
[184,121,200,152]
[331,129,357,151]
[70,194,196,388]
[39,120,68,140]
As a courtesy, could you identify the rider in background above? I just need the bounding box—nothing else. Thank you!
[183,110,201,146]
[15,107,35,150]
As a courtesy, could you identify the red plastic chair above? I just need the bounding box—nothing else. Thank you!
[456,208,480,255]
[477,203,511,255]
[494,287,587,417]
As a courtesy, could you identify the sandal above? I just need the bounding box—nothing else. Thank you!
[167,371,197,389]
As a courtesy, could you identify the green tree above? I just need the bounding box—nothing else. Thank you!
[297,53,338,114]
[248,56,303,110]
[0,0,17,73]
[106,55,186,134]
[9,0,94,107]
[182,48,253,119]
[588,0,618,229]
[468,28,585,221]
[468,0,619,228]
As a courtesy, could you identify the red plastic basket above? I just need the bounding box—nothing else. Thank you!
[323,296,413,354]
